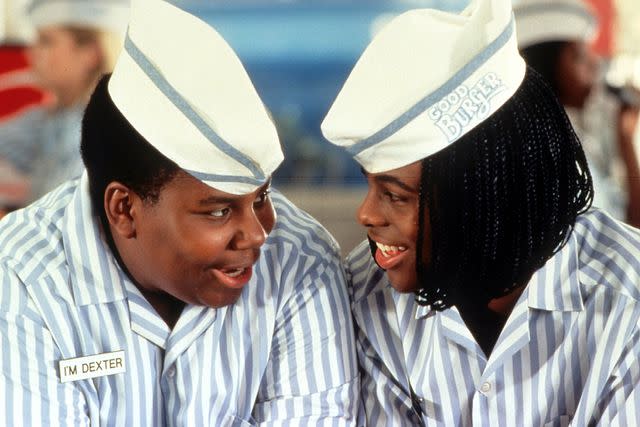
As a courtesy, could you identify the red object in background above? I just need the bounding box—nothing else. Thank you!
[585,0,615,58]
[0,45,50,123]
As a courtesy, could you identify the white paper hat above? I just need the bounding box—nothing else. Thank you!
[1,0,35,43]
[513,0,597,49]
[108,0,283,195]
[321,0,526,174]
[27,0,130,34]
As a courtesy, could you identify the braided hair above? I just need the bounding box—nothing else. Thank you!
[415,66,593,311]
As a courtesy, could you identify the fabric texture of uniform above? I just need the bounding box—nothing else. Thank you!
[0,175,359,425]
[347,209,640,426]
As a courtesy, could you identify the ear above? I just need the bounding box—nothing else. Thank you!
[104,182,139,239]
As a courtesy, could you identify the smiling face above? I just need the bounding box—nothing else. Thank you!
[357,161,429,293]
[109,171,275,309]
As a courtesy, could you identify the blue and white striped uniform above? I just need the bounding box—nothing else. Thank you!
[348,209,640,426]
[0,174,359,426]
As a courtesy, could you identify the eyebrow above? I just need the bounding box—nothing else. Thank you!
[361,167,418,193]
[198,180,272,206]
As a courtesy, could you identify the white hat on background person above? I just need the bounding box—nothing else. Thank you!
[27,0,130,34]
[109,0,283,195]
[321,0,526,174]
[1,0,34,43]
[513,0,597,49]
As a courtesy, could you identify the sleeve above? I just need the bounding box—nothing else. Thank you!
[252,251,361,426]
[0,266,90,426]
[356,321,423,426]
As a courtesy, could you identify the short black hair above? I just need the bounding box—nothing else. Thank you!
[81,74,180,223]
[415,66,593,311]
[520,41,568,95]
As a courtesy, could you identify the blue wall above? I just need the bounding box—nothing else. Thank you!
[180,1,469,185]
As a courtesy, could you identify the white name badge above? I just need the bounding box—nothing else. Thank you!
[59,350,126,383]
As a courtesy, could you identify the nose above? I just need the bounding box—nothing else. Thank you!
[357,189,387,228]
[232,208,268,251]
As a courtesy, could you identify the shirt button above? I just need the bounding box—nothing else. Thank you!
[167,367,176,378]
[480,382,492,394]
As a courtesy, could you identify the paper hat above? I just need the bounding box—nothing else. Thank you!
[321,0,526,174]
[513,0,597,49]
[1,0,35,43]
[108,0,283,195]
[28,0,130,34]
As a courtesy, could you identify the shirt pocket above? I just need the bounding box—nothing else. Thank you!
[543,415,571,427]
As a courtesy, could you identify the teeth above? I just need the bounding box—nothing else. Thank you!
[223,268,245,278]
[375,242,407,257]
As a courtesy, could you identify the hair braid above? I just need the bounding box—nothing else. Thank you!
[415,66,593,310]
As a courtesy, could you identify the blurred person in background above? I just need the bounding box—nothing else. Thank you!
[0,0,48,216]
[322,0,640,424]
[0,0,128,216]
[515,0,640,227]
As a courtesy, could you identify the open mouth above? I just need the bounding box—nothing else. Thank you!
[221,267,246,278]
[212,266,253,289]
[373,241,409,270]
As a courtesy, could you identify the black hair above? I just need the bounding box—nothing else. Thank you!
[520,41,568,95]
[415,66,593,311]
[80,74,180,227]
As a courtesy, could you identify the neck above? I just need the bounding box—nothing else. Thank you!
[487,284,526,316]
[456,284,526,357]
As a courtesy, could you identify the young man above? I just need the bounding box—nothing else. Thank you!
[514,0,640,228]
[322,0,640,425]
[0,0,359,424]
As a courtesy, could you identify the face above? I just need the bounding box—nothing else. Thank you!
[125,172,275,309]
[357,161,429,293]
[556,41,599,109]
[28,26,96,99]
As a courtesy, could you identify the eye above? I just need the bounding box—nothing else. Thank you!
[383,190,405,203]
[254,188,272,206]
[210,207,230,218]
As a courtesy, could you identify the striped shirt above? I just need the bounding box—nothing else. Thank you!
[347,209,640,426]
[0,107,85,203]
[0,174,359,426]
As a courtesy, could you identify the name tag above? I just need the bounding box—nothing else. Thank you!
[59,350,126,383]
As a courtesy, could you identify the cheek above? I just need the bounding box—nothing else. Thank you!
[177,223,232,263]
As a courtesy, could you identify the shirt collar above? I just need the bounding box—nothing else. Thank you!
[62,172,127,306]
[526,231,584,312]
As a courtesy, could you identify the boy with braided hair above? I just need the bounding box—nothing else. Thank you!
[322,0,640,424]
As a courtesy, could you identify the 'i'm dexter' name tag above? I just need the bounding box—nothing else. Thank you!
[59,350,126,383]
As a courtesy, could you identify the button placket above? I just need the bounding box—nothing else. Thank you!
[479,381,492,395]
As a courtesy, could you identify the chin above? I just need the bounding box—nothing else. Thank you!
[386,272,418,293]
[200,289,244,309]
